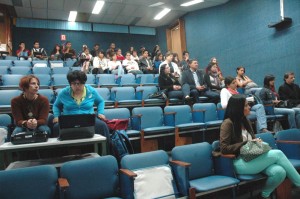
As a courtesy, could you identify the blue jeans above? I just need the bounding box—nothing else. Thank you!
[167,90,184,99]
[292,108,300,128]
[12,125,51,135]
[251,104,267,132]
[234,149,300,197]
[274,108,297,128]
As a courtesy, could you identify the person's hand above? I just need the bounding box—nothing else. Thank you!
[27,119,37,129]
[196,85,206,91]
[273,100,281,105]
[98,114,106,120]
[53,117,59,123]
[252,138,262,142]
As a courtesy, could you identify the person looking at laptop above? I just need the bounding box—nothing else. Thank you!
[52,71,109,140]
[11,75,51,135]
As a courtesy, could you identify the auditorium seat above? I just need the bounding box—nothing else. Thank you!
[13,60,32,67]
[52,67,70,74]
[0,89,22,113]
[94,87,114,107]
[32,60,48,67]
[52,74,69,88]
[118,74,138,87]
[135,86,165,106]
[111,87,142,108]
[0,74,24,89]
[34,74,51,88]
[39,89,55,105]
[32,66,51,75]
[85,74,96,87]
[10,66,32,75]
[97,74,118,88]
[0,60,13,67]
[0,66,9,75]
[136,74,156,86]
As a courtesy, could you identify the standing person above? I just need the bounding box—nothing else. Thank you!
[220,76,269,133]
[278,72,300,108]
[11,75,51,135]
[159,64,190,100]
[63,41,76,61]
[259,75,300,128]
[16,42,31,60]
[92,50,108,74]
[80,47,92,74]
[52,71,109,140]
[90,44,100,57]
[50,44,63,60]
[181,59,220,103]
[220,94,300,199]
[31,41,48,60]
[139,49,156,74]
[179,51,189,71]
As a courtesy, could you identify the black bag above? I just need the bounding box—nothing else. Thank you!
[110,130,134,162]
[148,90,168,100]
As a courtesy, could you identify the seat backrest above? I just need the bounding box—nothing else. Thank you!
[132,106,164,129]
[136,74,154,84]
[38,89,55,104]
[94,87,111,101]
[97,74,116,85]
[256,132,277,149]
[60,156,119,199]
[276,129,300,141]
[49,60,64,68]
[33,66,51,75]
[136,86,158,100]
[32,60,49,67]
[13,60,32,67]
[104,108,130,120]
[52,67,70,74]
[164,105,193,125]
[276,129,300,159]
[64,60,76,67]
[86,74,96,85]
[216,102,225,120]
[193,103,218,122]
[52,74,69,86]
[0,114,11,127]
[0,165,57,199]
[35,74,51,86]
[0,66,8,75]
[0,90,22,105]
[0,60,13,67]
[119,74,136,85]
[1,74,24,86]
[172,142,213,180]
[111,87,136,101]
[10,66,32,75]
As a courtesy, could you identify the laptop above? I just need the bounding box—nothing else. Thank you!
[58,114,95,140]
[33,52,43,56]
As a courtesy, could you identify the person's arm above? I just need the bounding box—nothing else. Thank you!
[11,97,26,127]
[93,57,99,68]
[158,76,173,91]
[204,74,220,90]
[278,85,290,101]
[220,119,247,155]
[53,92,64,118]
[259,88,274,105]
[94,88,105,115]
[36,96,50,126]
[236,77,245,87]
[181,71,196,90]
[220,88,230,109]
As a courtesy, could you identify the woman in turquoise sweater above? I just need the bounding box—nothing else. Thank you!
[52,71,109,140]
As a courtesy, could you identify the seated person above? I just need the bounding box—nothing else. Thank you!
[50,44,63,61]
[108,52,123,76]
[278,72,300,108]
[220,76,269,133]
[180,51,190,71]
[259,75,300,129]
[11,75,51,135]
[236,66,259,94]
[159,64,190,101]
[159,52,180,78]
[153,52,163,70]
[220,94,300,199]
[116,48,125,61]
[122,52,142,75]
[205,57,223,80]
[139,50,156,74]
[204,64,223,93]
[52,71,109,140]
[92,50,108,74]
[80,47,92,74]
[130,50,140,64]
[181,59,220,104]
[31,41,48,60]
[63,41,77,61]
[16,42,31,60]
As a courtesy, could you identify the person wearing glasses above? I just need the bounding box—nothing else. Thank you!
[52,70,109,139]
[11,75,51,135]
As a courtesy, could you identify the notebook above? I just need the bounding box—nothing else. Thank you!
[58,114,95,140]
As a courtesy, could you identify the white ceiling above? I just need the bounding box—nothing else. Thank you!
[0,0,229,27]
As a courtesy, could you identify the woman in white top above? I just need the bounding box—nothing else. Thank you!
[107,52,123,76]
[122,52,142,75]
[159,51,180,78]
[80,47,92,74]
[92,50,108,74]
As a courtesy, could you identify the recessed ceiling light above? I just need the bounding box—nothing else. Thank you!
[92,1,105,14]
[68,11,77,22]
[181,0,204,7]
[154,8,171,20]
[149,2,165,7]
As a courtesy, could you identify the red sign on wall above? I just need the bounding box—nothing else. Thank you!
[60,35,66,41]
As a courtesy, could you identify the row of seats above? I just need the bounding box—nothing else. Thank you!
[0,74,159,89]
[0,59,76,68]
[1,129,299,199]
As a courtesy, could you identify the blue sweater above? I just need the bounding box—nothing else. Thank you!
[53,85,104,117]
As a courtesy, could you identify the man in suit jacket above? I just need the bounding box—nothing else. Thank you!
[278,72,300,108]
[181,59,220,103]
[139,50,157,74]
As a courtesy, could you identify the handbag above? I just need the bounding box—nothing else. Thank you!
[104,119,129,131]
[148,90,168,101]
[240,141,271,162]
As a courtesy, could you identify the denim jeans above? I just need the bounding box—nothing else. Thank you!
[12,125,51,135]
[234,149,300,197]
[250,104,267,131]
[292,108,300,128]
[274,108,297,128]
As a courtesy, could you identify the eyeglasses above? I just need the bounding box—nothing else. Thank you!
[70,82,83,86]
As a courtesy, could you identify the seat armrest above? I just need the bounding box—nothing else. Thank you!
[58,178,69,189]
[131,114,142,118]
[170,160,191,167]
[192,109,205,113]
[214,154,236,177]
[221,154,236,158]
[164,111,176,115]
[120,168,137,178]
[277,140,300,144]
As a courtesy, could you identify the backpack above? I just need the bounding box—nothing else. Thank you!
[110,130,134,163]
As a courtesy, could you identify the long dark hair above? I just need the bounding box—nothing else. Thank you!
[224,95,252,138]
[263,75,275,89]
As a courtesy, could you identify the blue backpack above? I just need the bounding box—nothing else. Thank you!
[110,130,134,162]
